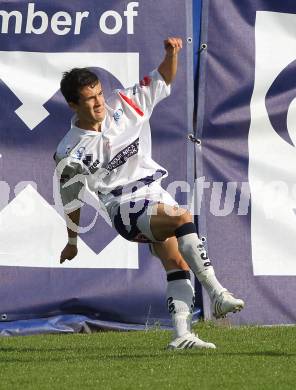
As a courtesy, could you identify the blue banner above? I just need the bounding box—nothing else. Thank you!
[197,0,296,324]
[0,0,197,333]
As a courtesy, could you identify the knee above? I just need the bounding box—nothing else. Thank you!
[174,209,192,229]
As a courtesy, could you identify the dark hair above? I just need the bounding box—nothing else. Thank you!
[60,68,99,104]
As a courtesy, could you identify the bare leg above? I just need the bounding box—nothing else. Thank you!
[150,203,221,286]
[151,236,189,272]
[150,203,244,319]
[150,204,191,241]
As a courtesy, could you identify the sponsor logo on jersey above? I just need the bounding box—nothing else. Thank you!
[89,158,101,174]
[89,138,139,174]
[105,137,139,172]
[113,107,123,122]
[75,146,86,160]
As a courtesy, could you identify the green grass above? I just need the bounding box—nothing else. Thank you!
[0,323,295,390]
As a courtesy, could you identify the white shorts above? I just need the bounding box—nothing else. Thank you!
[108,182,178,243]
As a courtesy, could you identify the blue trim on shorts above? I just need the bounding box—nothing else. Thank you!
[113,199,153,243]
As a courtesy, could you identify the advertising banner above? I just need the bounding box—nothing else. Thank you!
[197,0,296,324]
[0,0,196,333]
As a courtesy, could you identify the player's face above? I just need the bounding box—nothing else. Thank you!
[74,82,106,124]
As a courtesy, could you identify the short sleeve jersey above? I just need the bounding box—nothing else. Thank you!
[54,69,170,211]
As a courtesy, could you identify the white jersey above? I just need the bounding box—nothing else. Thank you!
[55,69,170,212]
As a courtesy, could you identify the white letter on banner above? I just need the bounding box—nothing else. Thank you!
[124,2,139,34]
[99,10,122,35]
[51,12,72,35]
[26,3,48,34]
[74,11,89,35]
[249,12,296,275]
[0,10,22,34]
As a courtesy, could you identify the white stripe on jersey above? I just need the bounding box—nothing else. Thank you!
[55,69,170,211]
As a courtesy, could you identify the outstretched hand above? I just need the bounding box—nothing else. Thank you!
[164,37,183,55]
[60,243,78,264]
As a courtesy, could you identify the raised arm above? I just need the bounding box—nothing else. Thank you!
[158,37,183,85]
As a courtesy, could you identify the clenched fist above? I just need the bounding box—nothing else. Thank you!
[164,37,183,55]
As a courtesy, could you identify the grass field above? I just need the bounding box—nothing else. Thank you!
[0,322,295,390]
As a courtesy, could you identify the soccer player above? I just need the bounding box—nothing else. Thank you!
[54,37,244,350]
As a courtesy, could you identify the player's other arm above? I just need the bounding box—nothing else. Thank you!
[60,208,80,264]
[54,156,85,264]
[158,37,183,85]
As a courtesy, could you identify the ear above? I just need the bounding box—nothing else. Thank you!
[68,102,78,112]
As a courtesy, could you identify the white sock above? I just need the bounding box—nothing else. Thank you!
[175,222,225,299]
[166,272,195,338]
